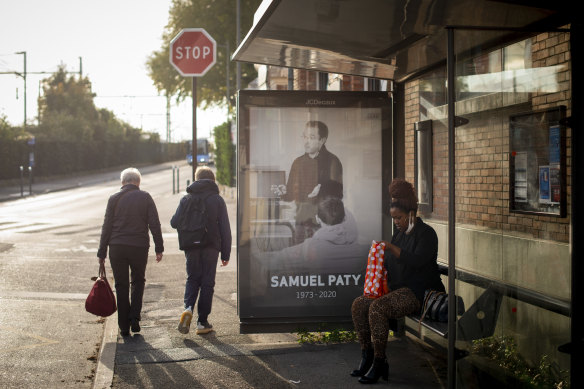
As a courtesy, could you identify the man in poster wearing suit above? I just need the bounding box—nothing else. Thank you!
[273,120,343,244]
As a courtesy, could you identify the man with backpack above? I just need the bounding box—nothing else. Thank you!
[171,166,231,335]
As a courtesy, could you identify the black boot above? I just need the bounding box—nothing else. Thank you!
[350,348,374,377]
[358,357,389,384]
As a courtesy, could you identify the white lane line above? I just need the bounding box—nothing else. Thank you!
[0,291,87,300]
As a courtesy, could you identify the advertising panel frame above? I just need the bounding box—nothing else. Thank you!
[509,105,567,217]
[237,90,392,333]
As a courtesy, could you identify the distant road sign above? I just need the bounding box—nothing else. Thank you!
[170,28,216,77]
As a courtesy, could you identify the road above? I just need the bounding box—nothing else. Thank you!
[0,163,200,388]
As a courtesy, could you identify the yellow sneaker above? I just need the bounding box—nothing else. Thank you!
[178,309,193,334]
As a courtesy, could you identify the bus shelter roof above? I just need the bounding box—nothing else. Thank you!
[232,0,572,82]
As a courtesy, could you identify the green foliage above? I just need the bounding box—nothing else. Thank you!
[34,66,147,143]
[213,121,235,186]
[39,65,97,121]
[147,0,263,111]
[471,336,570,388]
[0,139,185,180]
[295,326,357,344]
[0,114,27,142]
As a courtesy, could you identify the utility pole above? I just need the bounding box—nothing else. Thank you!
[1,54,83,127]
[217,42,231,119]
[15,51,27,131]
[166,94,171,143]
[236,0,241,92]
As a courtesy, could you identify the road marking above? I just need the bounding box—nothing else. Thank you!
[0,325,59,353]
[0,291,87,300]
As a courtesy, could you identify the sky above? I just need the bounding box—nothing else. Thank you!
[0,0,227,142]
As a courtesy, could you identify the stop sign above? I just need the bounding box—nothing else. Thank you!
[170,28,216,77]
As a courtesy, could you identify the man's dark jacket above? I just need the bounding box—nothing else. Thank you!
[170,179,232,261]
[97,184,164,259]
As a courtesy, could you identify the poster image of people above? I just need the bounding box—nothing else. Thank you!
[237,91,391,324]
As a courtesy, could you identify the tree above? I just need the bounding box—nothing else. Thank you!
[0,114,27,142]
[36,66,144,142]
[36,65,98,141]
[213,121,235,186]
[147,0,262,113]
[39,65,97,122]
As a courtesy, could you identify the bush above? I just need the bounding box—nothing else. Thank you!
[213,121,235,187]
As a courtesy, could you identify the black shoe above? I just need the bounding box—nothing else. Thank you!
[195,320,214,335]
[120,330,130,337]
[358,357,389,384]
[350,348,374,377]
[130,319,141,333]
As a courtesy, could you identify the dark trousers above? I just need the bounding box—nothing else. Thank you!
[109,244,149,332]
[184,246,219,322]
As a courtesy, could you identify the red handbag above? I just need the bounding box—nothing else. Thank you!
[85,262,117,317]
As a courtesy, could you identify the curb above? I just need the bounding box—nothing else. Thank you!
[93,314,118,389]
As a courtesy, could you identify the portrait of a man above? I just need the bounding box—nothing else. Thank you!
[273,120,343,243]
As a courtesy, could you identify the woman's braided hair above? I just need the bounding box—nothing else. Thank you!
[389,178,418,213]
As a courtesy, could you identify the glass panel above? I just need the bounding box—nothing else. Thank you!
[414,120,433,214]
[451,29,571,388]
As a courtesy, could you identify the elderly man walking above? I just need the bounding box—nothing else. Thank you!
[97,167,164,336]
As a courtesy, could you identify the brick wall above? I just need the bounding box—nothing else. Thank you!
[404,31,571,242]
[341,75,365,91]
[293,69,317,90]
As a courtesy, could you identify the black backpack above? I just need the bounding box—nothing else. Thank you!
[176,192,213,250]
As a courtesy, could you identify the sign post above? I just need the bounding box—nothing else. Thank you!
[170,28,217,181]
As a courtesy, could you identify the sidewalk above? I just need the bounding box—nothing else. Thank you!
[0,164,447,388]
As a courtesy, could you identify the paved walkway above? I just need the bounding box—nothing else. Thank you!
[0,163,447,388]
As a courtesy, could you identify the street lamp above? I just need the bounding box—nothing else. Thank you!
[15,51,27,131]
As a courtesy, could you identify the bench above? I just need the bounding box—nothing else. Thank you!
[390,263,570,351]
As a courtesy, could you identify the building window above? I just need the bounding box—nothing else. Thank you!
[317,72,329,91]
[509,106,566,217]
[414,120,433,214]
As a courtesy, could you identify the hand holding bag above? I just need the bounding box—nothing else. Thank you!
[85,262,117,317]
[363,240,389,298]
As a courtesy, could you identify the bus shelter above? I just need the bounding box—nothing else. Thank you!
[233,1,580,388]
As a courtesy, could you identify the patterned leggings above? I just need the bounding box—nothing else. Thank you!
[351,287,420,358]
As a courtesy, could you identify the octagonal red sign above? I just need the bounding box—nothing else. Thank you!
[170,28,216,77]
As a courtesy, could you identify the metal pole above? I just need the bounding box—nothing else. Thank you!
[570,22,583,389]
[236,0,241,91]
[446,27,456,389]
[166,94,171,143]
[192,77,198,182]
[20,166,24,197]
[177,166,180,193]
[28,166,32,195]
[15,51,26,131]
[226,41,230,117]
[172,165,176,194]
[38,80,41,124]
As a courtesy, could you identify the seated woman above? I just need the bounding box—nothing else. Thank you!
[350,178,445,384]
